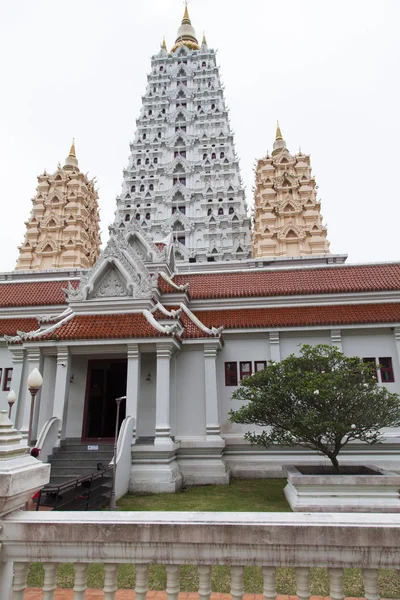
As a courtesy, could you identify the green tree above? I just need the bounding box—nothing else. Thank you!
[229,344,400,472]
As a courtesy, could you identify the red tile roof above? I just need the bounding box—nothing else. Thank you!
[39,313,170,341]
[194,303,400,329]
[0,318,38,337]
[0,280,77,307]
[163,264,400,299]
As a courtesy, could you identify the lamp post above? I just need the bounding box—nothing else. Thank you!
[109,395,126,510]
[27,368,43,448]
[7,390,16,420]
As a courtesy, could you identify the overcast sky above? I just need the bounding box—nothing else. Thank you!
[0,0,398,271]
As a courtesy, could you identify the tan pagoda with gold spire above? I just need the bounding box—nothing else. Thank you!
[16,141,101,271]
[252,123,331,258]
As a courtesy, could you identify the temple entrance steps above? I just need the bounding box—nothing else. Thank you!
[48,438,114,485]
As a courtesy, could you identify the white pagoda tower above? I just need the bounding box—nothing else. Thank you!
[114,5,252,263]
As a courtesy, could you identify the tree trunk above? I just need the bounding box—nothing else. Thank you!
[329,455,340,473]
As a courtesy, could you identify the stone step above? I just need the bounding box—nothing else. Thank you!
[60,441,114,452]
[50,459,112,469]
[49,451,113,461]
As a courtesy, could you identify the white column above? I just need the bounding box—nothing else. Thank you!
[126,344,140,439]
[9,347,24,420]
[19,347,41,435]
[394,327,400,369]
[155,342,175,446]
[204,342,221,438]
[269,331,281,362]
[53,346,71,437]
[331,329,342,351]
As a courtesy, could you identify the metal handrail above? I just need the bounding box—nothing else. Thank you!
[35,466,113,511]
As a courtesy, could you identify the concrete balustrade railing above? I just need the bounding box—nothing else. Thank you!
[1,510,400,600]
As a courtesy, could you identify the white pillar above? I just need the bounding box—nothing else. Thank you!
[155,342,175,446]
[331,329,342,351]
[53,346,71,438]
[9,348,24,420]
[269,331,281,362]
[19,347,41,436]
[394,327,400,369]
[126,344,140,439]
[204,342,221,439]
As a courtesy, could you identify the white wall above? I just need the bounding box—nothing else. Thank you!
[0,344,15,413]
[280,331,331,358]
[137,353,156,438]
[175,346,205,438]
[217,334,270,435]
[342,328,400,392]
[65,355,88,438]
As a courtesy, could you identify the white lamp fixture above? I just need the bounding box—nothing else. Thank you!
[27,368,43,448]
[7,390,16,419]
[27,368,43,390]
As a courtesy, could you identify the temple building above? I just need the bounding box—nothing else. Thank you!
[0,8,398,496]
[114,6,252,263]
[252,124,330,259]
[16,141,101,271]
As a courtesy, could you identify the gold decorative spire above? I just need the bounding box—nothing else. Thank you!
[202,31,207,46]
[272,121,287,156]
[171,2,199,52]
[183,1,190,23]
[69,138,76,158]
[161,36,167,51]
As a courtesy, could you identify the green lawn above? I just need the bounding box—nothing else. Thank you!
[27,479,400,598]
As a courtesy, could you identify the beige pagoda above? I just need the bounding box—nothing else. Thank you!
[252,124,330,258]
[16,141,101,271]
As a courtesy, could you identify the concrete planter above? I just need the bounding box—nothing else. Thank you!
[284,464,400,512]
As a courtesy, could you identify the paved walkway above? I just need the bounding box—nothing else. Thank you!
[23,590,369,599]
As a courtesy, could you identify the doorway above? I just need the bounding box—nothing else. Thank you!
[82,359,127,441]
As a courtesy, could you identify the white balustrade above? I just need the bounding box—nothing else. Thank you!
[73,563,88,600]
[135,564,149,600]
[1,512,399,599]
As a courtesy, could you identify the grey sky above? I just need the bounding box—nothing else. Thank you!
[0,0,398,271]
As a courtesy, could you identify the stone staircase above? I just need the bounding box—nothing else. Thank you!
[48,438,114,485]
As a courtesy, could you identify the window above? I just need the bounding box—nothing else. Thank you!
[149,184,154,191]
[137,159,141,165]
[225,362,238,386]
[145,158,150,165]
[218,208,223,216]
[255,361,267,372]
[229,207,234,215]
[363,357,377,380]
[124,214,130,222]
[220,152,225,159]
[379,357,394,382]
[148,110,152,116]
[207,208,212,216]
[211,153,216,159]
[154,157,158,164]
[177,236,185,245]
[143,133,146,140]
[146,213,151,220]
[135,213,140,220]
[203,153,207,160]
[131,185,136,193]
[202,61,206,68]
[240,361,252,380]
[158,132,162,138]
[3,368,13,392]
[174,177,186,186]
[140,185,145,192]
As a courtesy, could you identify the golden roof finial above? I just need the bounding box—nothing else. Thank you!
[276,121,283,141]
[183,0,190,23]
[69,138,76,158]
[202,31,207,45]
[161,36,167,51]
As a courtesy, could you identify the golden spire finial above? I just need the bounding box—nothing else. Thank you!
[276,121,283,141]
[69,138,76,158]
[202,31,207,45]
[161,36,167,51]
[183,0,190,23]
